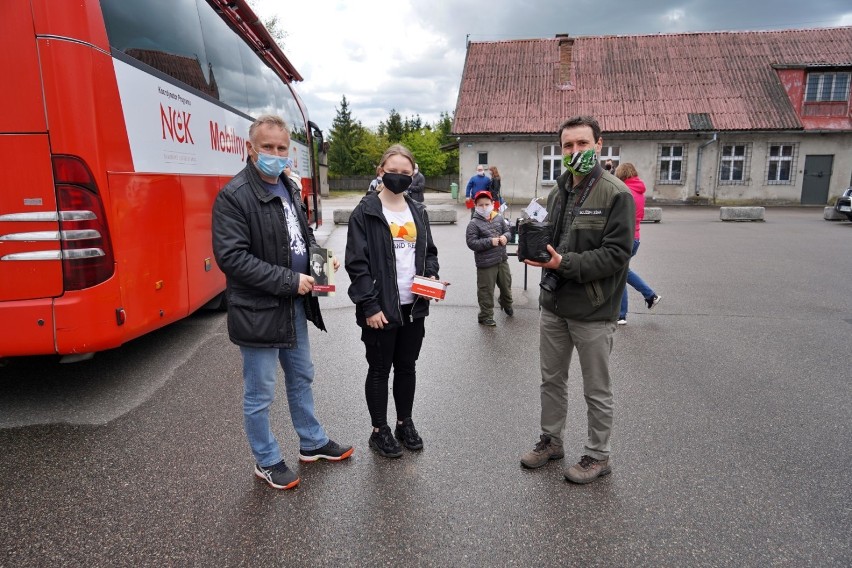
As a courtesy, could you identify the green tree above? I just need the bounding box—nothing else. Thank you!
[384,109,403,143]
[328,95,365,176]
[352,129,388,175]
[435,111,459,175]
[401,128,446,177]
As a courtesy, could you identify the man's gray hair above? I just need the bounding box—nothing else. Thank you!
[249,114,288,142]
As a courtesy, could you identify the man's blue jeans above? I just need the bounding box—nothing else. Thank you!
[620,240,655,319]
[239,297,328,467]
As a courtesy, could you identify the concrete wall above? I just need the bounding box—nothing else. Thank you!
[459,132,852,205]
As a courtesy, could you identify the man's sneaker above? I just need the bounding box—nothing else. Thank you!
[479,318,497,326]
[646,294,661,310]
[394,417,424,451]
[254,460,300,490]
[520,434,564,469]
[564,455,611,484]
[617,318,627,325]
[502,306,514,317]
[369,425,403,458]
[299,439,354,462]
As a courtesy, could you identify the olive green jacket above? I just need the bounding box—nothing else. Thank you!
[539,165,635,321]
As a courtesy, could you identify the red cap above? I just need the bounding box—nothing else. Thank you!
[473,190,493,202]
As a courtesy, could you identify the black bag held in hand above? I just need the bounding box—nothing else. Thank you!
[517,220,552,263]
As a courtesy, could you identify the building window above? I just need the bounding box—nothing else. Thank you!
[599,146,620,168]
[805,72,851,102]
[658,144,686,184]
[477,152,488,166]
[766,143,797,184]
[718,144,751,185]
[541,145,562,182]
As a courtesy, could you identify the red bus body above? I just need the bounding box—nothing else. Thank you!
[0,0,322,358]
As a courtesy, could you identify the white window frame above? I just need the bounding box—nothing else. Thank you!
[766,143,797,185]
[805,72,851,102]
[599,146,620,168]
[718,143,750,185]
[658,144,686,184]
[541,144,562,182]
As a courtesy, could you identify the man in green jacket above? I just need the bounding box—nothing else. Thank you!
[520,115,635,484]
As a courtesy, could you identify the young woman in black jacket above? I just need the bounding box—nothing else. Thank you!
[345,144,441,458]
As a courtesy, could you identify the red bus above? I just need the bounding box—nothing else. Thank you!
[0,0,323,361]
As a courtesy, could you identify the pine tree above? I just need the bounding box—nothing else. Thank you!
[328,95,365,176]
[385,109,403,143]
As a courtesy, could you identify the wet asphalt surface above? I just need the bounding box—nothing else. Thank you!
[1,194,850,567]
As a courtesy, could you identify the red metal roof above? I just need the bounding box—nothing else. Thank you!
[453,27,852,135]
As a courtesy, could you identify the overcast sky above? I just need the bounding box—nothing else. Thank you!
[251,0,852,136]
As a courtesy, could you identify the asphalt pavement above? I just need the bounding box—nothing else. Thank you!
[1,193,850,567]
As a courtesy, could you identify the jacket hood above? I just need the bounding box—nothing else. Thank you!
[624,176,646,195]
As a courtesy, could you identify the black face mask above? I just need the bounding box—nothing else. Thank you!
[382,172,412,194]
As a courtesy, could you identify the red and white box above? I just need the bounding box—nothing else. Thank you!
[411,275,447,300]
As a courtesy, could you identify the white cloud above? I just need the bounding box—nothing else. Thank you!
[249,0,852,136]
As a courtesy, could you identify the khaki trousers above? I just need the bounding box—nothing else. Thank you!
[539,307,615,460]
[476,260,513,321]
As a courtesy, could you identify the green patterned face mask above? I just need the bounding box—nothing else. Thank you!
[563,149,597,176]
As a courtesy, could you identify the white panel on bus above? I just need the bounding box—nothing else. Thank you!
[113,59,310,178]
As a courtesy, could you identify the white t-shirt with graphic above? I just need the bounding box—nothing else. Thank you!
[382,205,417,305]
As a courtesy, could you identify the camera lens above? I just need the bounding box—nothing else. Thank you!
[539,272,558,292]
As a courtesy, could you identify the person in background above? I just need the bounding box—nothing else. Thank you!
[367,166,382,195]
[603,159,615,173]
[407,162,425,203]
[614,162,661,325]
[466,190,513,326]
[212,114,353,491]
[465,165,491,218]
[345,144,441,459]
[488,166,502,210]
[519,115,634,485]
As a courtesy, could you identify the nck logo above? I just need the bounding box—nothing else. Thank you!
[160,104,194,144]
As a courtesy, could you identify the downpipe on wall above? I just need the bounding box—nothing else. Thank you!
[694,132,718,200]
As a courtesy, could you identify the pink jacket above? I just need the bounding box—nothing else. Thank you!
[623,176,646,240]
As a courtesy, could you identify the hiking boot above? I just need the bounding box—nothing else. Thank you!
[564,455,611,484]
[479,318,497,326]
[520,434,564,469]
[502,306,514,317]
[394,417,424,451]
[254,460,300,490]
[646,294,661,310]
[369,425,403,458]
[299,439,354,462]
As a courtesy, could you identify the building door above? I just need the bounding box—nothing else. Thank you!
[801,155,833,204]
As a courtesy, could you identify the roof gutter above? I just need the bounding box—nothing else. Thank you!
[694,132,718,197]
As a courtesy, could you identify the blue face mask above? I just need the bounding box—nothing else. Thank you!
[253,148,290,179]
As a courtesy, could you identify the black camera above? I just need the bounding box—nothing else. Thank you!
[539,270,559,293]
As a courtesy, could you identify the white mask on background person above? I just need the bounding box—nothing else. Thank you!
[476,205,492,218]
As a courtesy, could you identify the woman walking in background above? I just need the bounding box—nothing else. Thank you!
[345,144,441,458]
[488,166,502,209]
[615,163,661,325]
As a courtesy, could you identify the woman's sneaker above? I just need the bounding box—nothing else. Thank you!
[394,417,424,451]
[254,460,300,490]
[646,294,661,309]
[369,425,403,458]
[298,439,354,462]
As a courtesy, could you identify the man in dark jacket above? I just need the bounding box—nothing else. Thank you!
[406,163,426,203]
[212,114,352,491]
[519,115,634,485]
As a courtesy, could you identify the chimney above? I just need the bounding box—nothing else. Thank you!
[556,34,574,86]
